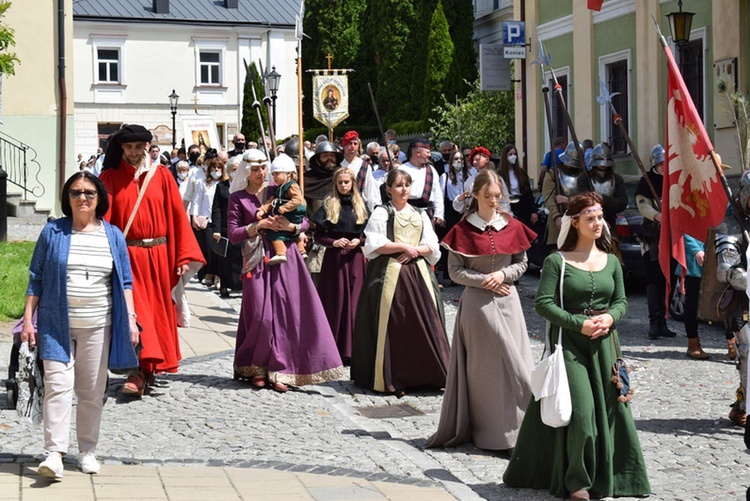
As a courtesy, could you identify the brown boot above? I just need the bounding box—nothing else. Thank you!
[727,338,738,361]
[686,338,710,360]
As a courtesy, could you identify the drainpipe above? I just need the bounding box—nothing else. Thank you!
[520,0,528,176]
[58,0,67,195]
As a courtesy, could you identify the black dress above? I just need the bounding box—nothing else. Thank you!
[211,180,242,291]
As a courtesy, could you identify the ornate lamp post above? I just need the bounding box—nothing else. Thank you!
[266,66,281,132]
[169,89,179,149]
[667,0,694,45]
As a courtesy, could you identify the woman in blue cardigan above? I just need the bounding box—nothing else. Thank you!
[20,171,139,480]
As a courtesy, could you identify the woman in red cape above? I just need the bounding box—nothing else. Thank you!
[428,169,537,453]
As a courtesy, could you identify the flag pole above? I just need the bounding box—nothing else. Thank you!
[296,2,305,194]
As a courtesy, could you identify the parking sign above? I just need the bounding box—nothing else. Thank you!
[502,21,525,46]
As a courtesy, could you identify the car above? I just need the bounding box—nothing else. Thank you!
[526,174,648,283]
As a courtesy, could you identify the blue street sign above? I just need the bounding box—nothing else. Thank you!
[502,21,525,46]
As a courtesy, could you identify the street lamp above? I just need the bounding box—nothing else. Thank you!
[266,66,281,131]
[169,89,179,149]
[667,0,694,45]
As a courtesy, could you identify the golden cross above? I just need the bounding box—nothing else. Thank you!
[192,93,198,114]
[325,53,333,72]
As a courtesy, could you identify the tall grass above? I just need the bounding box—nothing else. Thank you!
[0,241,34,322]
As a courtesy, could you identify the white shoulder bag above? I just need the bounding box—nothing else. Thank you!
[530,253,572,428]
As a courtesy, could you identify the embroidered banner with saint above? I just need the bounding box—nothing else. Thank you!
[312,71,349,128]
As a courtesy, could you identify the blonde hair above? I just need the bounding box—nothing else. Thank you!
[323,168,368,225]
[466,170,507,215]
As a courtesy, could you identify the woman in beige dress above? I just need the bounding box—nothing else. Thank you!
[427,169,536,453]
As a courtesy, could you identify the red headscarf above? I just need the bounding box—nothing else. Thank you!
[342,130,360,146]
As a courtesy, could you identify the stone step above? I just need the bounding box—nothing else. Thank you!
[6,192,51,218]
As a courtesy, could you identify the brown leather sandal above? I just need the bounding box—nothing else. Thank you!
[122,372,146,396]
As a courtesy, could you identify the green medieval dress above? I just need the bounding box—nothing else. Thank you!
[503,252,651,498]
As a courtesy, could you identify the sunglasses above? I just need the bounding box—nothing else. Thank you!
[69,189,98,200]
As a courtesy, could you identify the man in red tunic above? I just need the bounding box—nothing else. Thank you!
[100,124,205,395]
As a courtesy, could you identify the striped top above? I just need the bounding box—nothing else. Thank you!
[67,225,114,329]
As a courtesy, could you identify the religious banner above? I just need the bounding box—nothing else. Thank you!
[659,38,728,286]
[181,115,220,155]
[312,70,349,129]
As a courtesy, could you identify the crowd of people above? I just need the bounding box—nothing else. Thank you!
[31,123,750,500]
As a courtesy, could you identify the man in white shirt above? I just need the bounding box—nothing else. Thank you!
[398,138,444,227]
[340,130,381,212]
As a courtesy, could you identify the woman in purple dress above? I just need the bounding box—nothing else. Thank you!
[311,168,369,364]
[227,149,345,393]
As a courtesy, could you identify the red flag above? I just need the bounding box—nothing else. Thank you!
[659,41,728,291]
[588,0,604,11]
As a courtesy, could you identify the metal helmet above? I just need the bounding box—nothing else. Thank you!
[590,142,614,168]
[558,141,583,169]
[739,170,750,213]
[650,144,666,168]
[310,140,344,170]
[284,136,300,159]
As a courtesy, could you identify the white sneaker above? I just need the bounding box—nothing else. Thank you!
[78,451,100,474]
[38,452,64,480]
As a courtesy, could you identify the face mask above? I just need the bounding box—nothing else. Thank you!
[228,171,235,180]
[452,161,463,170]
[235,143,245,152]
[507,154,517,165]
[443,153,451,162]
[188,152,200,164]
[177,172,188,180]
[210,171,222,180]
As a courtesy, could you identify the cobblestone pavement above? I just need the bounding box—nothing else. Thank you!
[1,218,749,499]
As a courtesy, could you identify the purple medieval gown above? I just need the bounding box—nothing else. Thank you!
[227,186,346,386]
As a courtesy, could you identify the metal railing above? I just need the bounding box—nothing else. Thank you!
[0,130,45,199]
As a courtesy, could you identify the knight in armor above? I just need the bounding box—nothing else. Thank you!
[578,142,628,230]
[714,169,750,426]
[541,140,584,248]
[635,144,677,339]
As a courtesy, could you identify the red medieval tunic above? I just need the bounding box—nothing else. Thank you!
[101,159,205,373]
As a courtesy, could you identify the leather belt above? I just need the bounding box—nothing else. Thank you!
[569,308,609,316]
[126,237,167,248]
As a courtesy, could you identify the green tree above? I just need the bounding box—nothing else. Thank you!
[441,0,477,100]
[302,0,368,130]
[428,81,515,153]
[0,1,19,75]
[371,0,416,125]
[240,61,269,144]
[421,1,454,122]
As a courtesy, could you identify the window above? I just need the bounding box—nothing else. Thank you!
[199,50,221,86]
[605,59,629,155]
[96,48,120,83]
[549,74,569,144]
[678,39,704,121]
[598,50,631,156]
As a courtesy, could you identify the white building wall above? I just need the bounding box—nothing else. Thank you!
[73,20,297,157]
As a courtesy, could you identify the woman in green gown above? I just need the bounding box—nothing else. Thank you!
[503,192,650,501]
